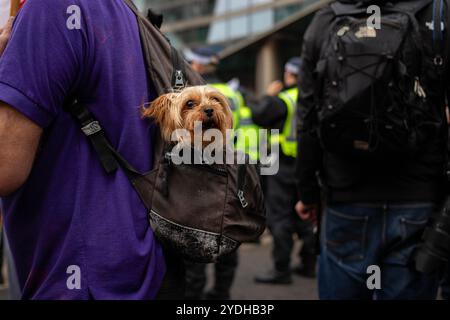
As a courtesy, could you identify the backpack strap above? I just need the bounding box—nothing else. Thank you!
[66,1,192,175]
[65,100,146,177]
[123,0,188,92]
[330,2,366,16]
[124,0,164,25]
[331,0,432,16]
[65,101,119,174]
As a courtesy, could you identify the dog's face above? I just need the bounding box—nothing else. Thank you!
[142,86,233,146]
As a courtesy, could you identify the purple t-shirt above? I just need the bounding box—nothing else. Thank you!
[0,0,166,299]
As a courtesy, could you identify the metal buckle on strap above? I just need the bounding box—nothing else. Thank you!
[81,121,102,136]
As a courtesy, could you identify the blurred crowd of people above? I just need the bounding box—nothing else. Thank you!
[180,49,317,300]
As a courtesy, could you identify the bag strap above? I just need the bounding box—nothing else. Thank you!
[65,101,119,174]
[66,1,189,175]
[331,0,432,16]
[330,2,366,16]
[123,0,141,18]
[65,99,146,179]
[123,0,187,91]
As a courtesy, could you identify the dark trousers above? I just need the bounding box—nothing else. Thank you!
[184,251,238,300]
[156,245,186,300]
[266,158,316,272]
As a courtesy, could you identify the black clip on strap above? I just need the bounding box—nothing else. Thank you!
[67,102,119,174]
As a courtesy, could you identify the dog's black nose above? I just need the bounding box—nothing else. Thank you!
[204,108,214,117]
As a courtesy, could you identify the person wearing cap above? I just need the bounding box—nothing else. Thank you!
[252,57,316,284]
[183,47,246,300]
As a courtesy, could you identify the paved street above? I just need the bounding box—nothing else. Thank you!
[0,234,318,300]
[220,235,317,300]
[0,287,6,300]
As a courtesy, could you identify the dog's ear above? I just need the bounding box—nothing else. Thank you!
[141,94,173,125]
[211,91,233,129]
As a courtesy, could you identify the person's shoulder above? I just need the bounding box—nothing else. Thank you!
[304,4,335,44]
[315,3,335,19]
[308,3,335,30]
[22,0,82,11]
[16,0,87,23]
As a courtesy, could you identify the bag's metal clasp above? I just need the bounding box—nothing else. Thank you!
[173,70,185,90]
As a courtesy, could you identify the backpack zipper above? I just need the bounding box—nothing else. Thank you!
[164,152,228,176]
[193,164,227,177]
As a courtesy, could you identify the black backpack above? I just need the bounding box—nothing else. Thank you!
[315,0,445,159]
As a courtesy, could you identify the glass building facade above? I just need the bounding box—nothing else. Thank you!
[136,0,310,48]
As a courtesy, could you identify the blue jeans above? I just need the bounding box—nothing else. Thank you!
[319,203,440,300]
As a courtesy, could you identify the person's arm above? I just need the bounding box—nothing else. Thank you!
[248,79,287,128]
[0,103,42,196]
[0,1,83,195]
[0,16,41,196]
[295,9,331,220]
[0,17,13,54]
[250,95,287,129]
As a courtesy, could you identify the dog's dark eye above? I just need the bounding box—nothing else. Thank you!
[211,97,221,103]
[186,100,195,109]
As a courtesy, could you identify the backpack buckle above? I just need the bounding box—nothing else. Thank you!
[81,121,102,136]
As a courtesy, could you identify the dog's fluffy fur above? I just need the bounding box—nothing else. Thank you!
[142,86,233,146]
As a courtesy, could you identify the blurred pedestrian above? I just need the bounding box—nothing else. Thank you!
[183,47,244,300]
[253,57,317,285]
[296,0,447,299]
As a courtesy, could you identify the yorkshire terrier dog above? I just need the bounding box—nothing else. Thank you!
[142,86,233,147]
